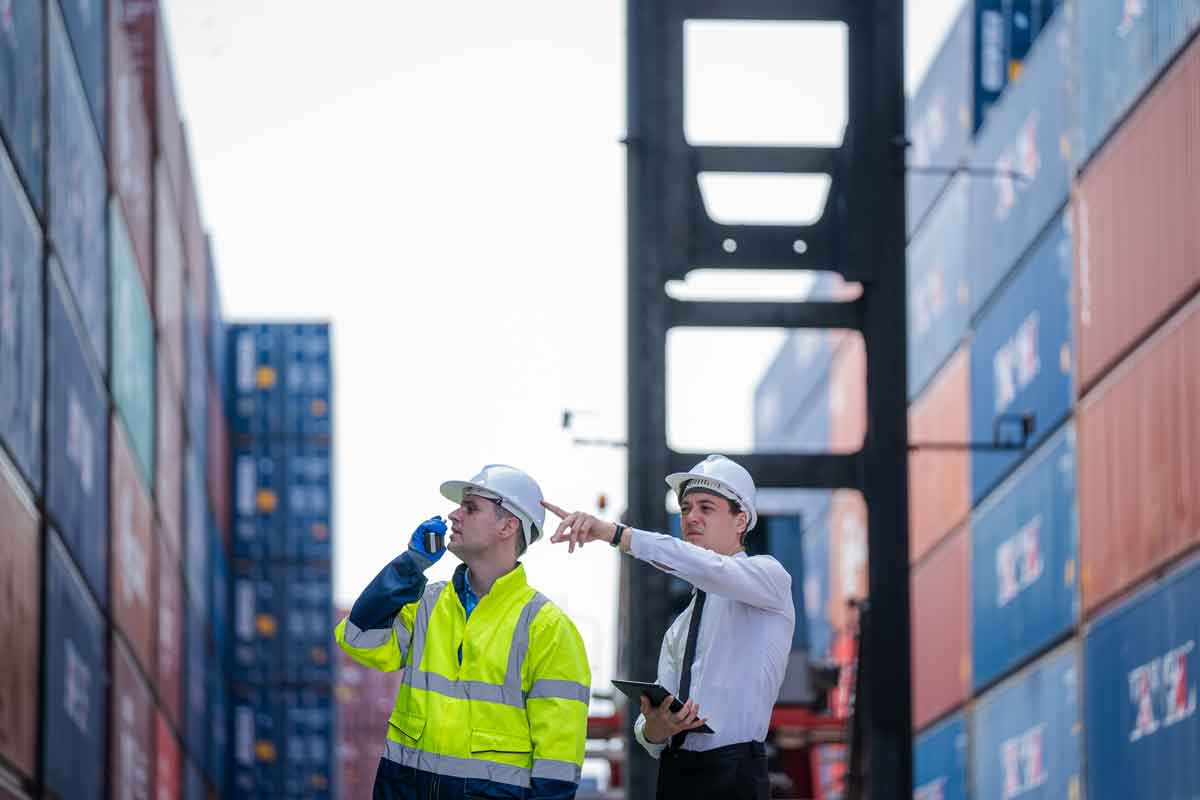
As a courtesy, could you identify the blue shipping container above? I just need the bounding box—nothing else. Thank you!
[972,425,1078,690]
[184,449,209,622]
[907,5,972,237]
[185,597,208,772]
[207,663,228,792]
[1084,556,1200,799]
[914,712,968,800]
[908,175,969,400]
[232,561,282,685]
[974,0,1008,131]
[754,332,833,452]
[183,758,204,800]
[233,438,285,560]
[972,645,1081,800]
[0,140,43,493]
[802,508,832,658]
[48,3,107,377]
[1157,2,1200,71]
[1006,0,1036,75]
[969,12,1070,317]
[228,323,283,437]
[47,264,109,606]
[285,439,333,562]
[56,0,106,147]
[231,686,284,795]
[42,528,107,800]
[0,0,44,211]
[764,515,806,650]
[210,525,231,669]
[281,688,334,798]
[970,212,1072,503]
[285,563,335,684]
[283,322,333,437]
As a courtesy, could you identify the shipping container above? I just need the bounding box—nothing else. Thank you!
[971,425,1078,691]
[1083,555,1200,799]
[801,509,832,659]
[828,335,864,453]
[206,239,225,389]
[109,6,154,295]
[157,535,184,730]
[156,160,185,391]
[0,0,44,211]
[828,490,867,634]
[1078,297,1200,614]
[282,688,335,799]
[908,175,969,400]
[0,765,30,800]
[157,350,184,555]
[971,644,1081,799]
[111,417,156,676]
[185,304,207,471]
[233,439,285,560]
[185,597,208,773]
[232,560,281,686]
[968,13,1070,317]
[111,636,154,800]
[184,448,208,625]
[57,0,106,147]
[971,212,1073,503]
[810,744,846,800]
[183,758,203,800]
[229,323,282,437]
[42,528,107,800]
[231,686,283,795]
[760,515,811,703]
[155,708,182,800]
[156,22,186,211]
[0,455,39,781]
[210,527,230,669]
[47,264,109,606]
[285,563,335,685]
[284,439,332,562]
[49,3,107,377]
[913,712,967,800]
[1005,0,1036,74]
[907,5,971,237]
[1074,35,1200,393]
[181,158,208,330]
[206,375,231,546]
[206,661,227,793]
[911,526,970,730]
[110,199,156,488]
[283,323,333,438]
[909,346,970,564]
[1158,1,1200,67]
[973,0,1007,130]
[0,139,43,493]
[753,325,834,453]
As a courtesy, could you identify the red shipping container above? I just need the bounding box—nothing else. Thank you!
[0,459,39,781]
[111,417,156,675]
[157,344,183,556]
[827,490,868,634]
[829,630,858,720]
[911,525,971,730]
[1078,297,1200,615]
[908,346,970,564]
[154,708,181,800]
[108,9,154,295]
[206,376,231,546]
[180,147,208,327]
[155,24,187,215]
[829,335,865,454]
[155,161,185,392]
[1074,35,1200,394]
[156,535,184,729]
[111,636,154,800]
[118,0,157,123]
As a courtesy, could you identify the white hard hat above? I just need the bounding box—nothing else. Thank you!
[665,454,758,532]
[440,464,546,547]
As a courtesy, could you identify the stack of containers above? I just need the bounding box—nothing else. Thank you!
[334,608,403,798]
[0,2,234,798]
[228,323,335,798]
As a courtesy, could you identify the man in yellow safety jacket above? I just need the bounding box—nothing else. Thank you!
[335,464,591,799]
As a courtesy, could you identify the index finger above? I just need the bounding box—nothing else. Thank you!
[541,500,571,519]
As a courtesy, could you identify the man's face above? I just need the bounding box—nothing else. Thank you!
[447,493,514,559]
[679,489,747,556]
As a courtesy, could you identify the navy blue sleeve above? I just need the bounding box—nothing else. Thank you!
[530,777,578,800]
[348,549,431,631]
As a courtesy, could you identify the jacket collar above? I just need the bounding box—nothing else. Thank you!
[452,561,528,601]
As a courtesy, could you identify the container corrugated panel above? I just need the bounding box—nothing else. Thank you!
[109,7,154,295]
[285,439,332,561]
[116,1,155,120]
[753,331,833,451]
[912,526,970,730]
[907,5,971,237]
[157,352,184,556]
[971,212,1073,504]
[157,535,184,730]
[181,159,208,330]
[0,1,44,211]
[971,425,1078,691]
[974,0,1008,131]
[184,449,208,624]
[285,563,334,684]
[209,527,229,669]
[206,375,231,546]
[233,439,285,560]
[232,561,282,685]
[801,510,832,658]
[913,712,968,800]
[283,323,333,437]
[968,14,1071,317]
[111,417,156,676]
[47,265,109,606]
[828,336,864,453]
[909,346,970,564]
[0,455,40,781]
[0,140,43,493]
[49,3,107,377]
[184,307,207,475]
[1074,36,1200,393]
[1157,1,1200,67]
[281,688,335,798]
[828,490,867,635]
[971,644,1082,799]
[1083,556,1200,798]
[42,528,107,800]
[155,22,186,211]
[231,686,283,795]
[907,175,970,400]
[228,323,282,437]
[206,662,227,792]
[110,199,156,488]
[184,597,208,772]
[111,636,154,800]
[156,159,185,391]
[57,0,106,147]
[1078,298,1200,614]
[155,708,182,800]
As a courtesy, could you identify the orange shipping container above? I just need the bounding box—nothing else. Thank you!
[1078,296,1200,615]
[1074,35,1200,394]
[0,457,39,781]
[827,490,868,634]
[911,525,971,730]
[828,335,865,454]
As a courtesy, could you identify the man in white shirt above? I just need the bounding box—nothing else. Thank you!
[542,454,794,800]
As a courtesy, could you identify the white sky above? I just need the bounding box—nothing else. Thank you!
[164,0,964,691]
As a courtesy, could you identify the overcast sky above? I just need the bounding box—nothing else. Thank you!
[164,0,964,691]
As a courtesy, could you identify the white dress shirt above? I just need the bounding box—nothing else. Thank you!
[629,528,795,757]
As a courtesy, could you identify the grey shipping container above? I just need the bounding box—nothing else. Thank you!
[185,597,208,774]
[184,448,208,623]
[57,0,107,147]
[0,0,44,211]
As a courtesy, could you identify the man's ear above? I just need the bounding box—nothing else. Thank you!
[735,510,749,537]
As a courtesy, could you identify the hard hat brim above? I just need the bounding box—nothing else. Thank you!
[439,479,542,546]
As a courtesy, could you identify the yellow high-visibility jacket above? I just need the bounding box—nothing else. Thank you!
[335,552,590,799]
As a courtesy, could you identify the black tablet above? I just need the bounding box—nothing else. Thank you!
[610,680,714,734]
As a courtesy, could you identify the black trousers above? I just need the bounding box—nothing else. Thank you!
[655,741,769,800]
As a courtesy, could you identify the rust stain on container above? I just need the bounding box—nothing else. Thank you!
[909,346,971,563]
[156,344,183,556]
[829,334,866,454]
[1078,298,1200,614]
[827,489,868,634]
[911,525,971,730]
[1074,35,1200,394]
[111,417,156,675]
[0,459,39,780]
